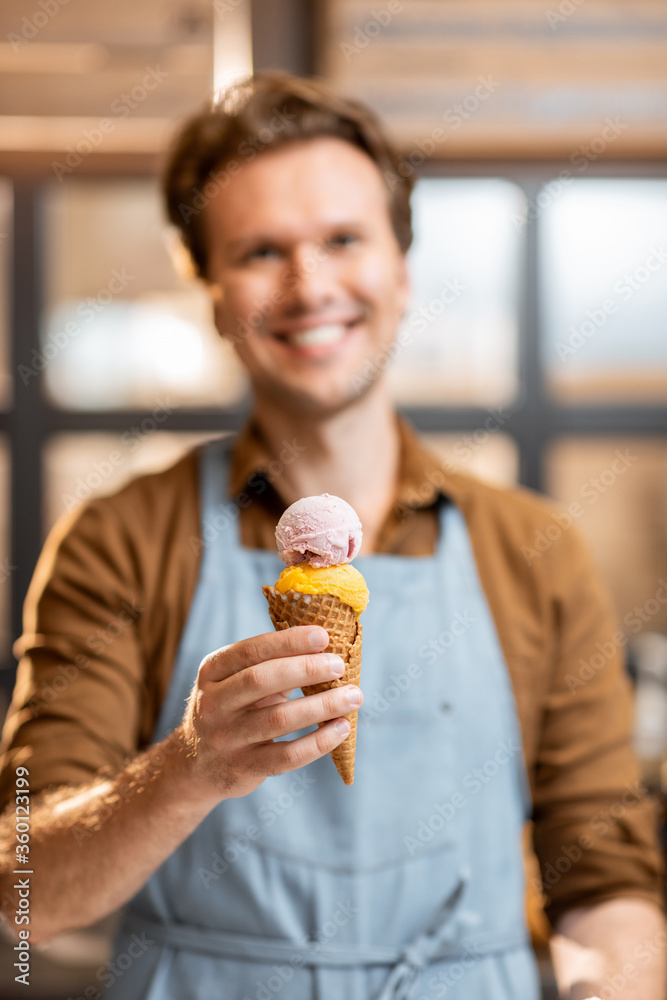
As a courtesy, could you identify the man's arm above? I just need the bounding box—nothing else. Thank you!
[550,897,666,1000]
[0,729,218,942]
[527,518,664,936]
[0,626,360,943]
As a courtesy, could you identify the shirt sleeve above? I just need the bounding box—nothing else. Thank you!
[0,498,147,812]
[531,520,665,926]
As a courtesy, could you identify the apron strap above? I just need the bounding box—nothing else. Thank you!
[120,876,529,998]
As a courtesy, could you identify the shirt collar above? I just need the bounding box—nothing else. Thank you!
[228,413,459,511]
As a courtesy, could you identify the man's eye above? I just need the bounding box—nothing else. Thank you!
[325,233,358,250]
[247,246,280,260]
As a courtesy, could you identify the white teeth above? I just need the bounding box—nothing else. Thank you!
[284,324,347,347]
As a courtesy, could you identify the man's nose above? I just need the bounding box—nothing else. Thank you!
[281,244,338,308]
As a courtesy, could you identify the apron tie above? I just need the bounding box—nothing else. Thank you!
[373,872,467,1000]
[119,868,528,993]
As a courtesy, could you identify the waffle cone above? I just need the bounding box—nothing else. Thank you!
[262,586,362,785]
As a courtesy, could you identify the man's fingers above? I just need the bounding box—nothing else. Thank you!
[254,717,351,776]
[222,652,345,711]
[240,685,362,744]
[252,689,295,709]
[199,626,329,682]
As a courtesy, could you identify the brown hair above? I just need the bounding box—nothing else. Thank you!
[162,71,414,280]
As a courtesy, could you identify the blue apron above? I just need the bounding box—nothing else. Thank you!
[108,439,539,1000]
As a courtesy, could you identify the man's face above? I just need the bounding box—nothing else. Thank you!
[204,137,410,416]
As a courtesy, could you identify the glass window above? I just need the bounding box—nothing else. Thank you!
[43,431,224,535]
[423,432,519,488]
[388,179,524,407]
[42,180,248,409]
[540,179,667,402]
[545,437,667,636]
[0,179,12,409]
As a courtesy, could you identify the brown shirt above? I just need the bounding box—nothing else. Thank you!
[0,417,663,926]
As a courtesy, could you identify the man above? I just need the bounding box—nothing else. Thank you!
[0,72,664,999]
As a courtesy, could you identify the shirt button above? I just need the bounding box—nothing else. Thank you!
[440,702,452,713]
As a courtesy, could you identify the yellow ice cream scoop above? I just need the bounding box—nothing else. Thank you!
[274,562,369,616]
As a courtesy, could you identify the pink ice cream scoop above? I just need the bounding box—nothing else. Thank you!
[276,493,363,568]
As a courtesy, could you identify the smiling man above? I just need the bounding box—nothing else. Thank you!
[208,138,408,409]
[0,72,664,1000]
[200,132,411,548]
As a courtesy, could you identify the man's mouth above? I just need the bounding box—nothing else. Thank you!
[280,323,347,347]
[272,318,361,352]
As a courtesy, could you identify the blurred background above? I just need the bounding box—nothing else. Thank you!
[0,0,666,995]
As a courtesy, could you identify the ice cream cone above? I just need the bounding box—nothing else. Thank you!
[264,493,368,784]
[262,586,362,785]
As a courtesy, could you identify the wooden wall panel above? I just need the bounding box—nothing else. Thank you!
[321,0,667,157]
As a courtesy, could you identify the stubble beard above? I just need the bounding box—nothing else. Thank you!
[250,356,382,423]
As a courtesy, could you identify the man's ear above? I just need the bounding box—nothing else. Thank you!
[208,282,229,340]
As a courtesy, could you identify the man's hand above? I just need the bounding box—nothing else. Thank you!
[179,625,362,799]
[0,625,362,941]
[552,897,667,1000]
